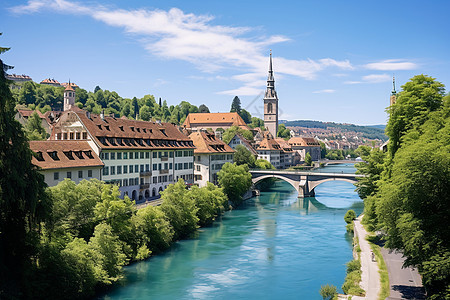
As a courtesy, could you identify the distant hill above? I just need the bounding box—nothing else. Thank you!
[282,120,388,141]
[366,124,386,130]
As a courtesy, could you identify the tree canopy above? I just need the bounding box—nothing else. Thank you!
[217,162,252,207]
[233,144,255,167]
[222,125,253,144]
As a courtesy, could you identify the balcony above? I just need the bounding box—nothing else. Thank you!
[140,183,150,190]
[161,156,168,161]
[140,171,152,176]
[160,169,169,174]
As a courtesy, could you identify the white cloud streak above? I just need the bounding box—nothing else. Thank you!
[312,89,336,94]
[345,73,391,85]
[10,0,355,96]
[365,59,417,71]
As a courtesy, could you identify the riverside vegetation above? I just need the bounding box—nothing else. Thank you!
[354,75,450,299]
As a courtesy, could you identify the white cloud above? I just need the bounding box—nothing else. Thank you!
[312,89,336,94]
[10,0,355,95]
[362,74,391,83]
[365,59,417,71]
[217,86,262,96]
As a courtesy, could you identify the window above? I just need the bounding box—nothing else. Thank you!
[153,177,157,183]
[169,175,173,182]
[189,162,193,169]
[88,170,92,177]
[145,152,150,159]
[76,132,81,140]
[123,165,128,174]
[129,152,133,159]
[164,163,168,170]
[153,152,157,158]
[176,151,182,157]
[63,132,68,140]
[67,171,72,179]
[153,164,157,171]
[145,164,150,172]
[82,132,87,139]
[175,164,178,170]
[184,163,188,169]
[123,152,128,159]
[129,165,133,173]
[110,166,116,175]
[158,163,162,170]
[111,152,115,160]
[70,132,74,140]
[196,165,201,172]
[198,156,201,161]
[140,152,144,159]
[140,165,144,172]
[104,152,109,160]
[169,163,172,169]
[135,165,139,173]
[178,163,183,170]
[169,151,174,158]
[184,150,189,156]
[117,152,122,159]
[54,172,59,180]
[78,170,83,178]
[123,179,128,186]
[117,166,122,174]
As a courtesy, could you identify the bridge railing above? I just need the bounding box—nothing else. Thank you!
[249,169,361,176]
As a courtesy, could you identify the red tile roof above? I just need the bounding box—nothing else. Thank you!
[274,138,294,152]
[256,137,281,151]
[189,131,235,154]
[183,112,250,130]
[40,78,60,85]
[30,140,103,170]
[288,137,320,147]
[231,133,258,155]
[17,109,44,118]
[54,110,195,150]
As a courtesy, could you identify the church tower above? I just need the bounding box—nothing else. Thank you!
[263,51,279,138]
[390,76,397,106]
[64,81,75,111]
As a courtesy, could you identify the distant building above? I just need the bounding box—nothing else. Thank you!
[30,140,103,187]
[274,138,295,168]
[182,112,250,132]
[63,81,75,111]
[288,137,321,162]
[15,109,52,135]
[40,78,61,87]
[50,109,195,201]
[61,82,79,89]
[263,52,279,138]
[256,136,282,168]
[390,76,397,106]
[189,131,234,187]
[228,133,258,157]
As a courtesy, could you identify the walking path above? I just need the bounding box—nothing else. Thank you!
[381,248,426,299]
[352,216,380,300]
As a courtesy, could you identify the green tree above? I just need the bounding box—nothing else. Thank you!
[277,123,290,139]
[133,205,174,253]
[233,144,255,167]
[198,104,210,113]
[222,125,253,144]
[230,96,241,113]
[304,152,312,166]
[217,162,252,207]
[319,142,327,159]
[189,183,228,226]
[239,108,251,124]
[254,159,275,170]
[344,210,356,224]
[319,284,337,300]
[386,75,445,158]
[24,111,48,140]
[139,105,152,121]
[160,179,199,240]
[250,117,264,129]
[0,37,51,298]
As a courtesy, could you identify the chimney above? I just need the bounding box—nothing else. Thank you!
[100,110,105,121]
[86,111,91,119]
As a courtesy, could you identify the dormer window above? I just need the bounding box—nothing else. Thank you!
[48,151,59,160]
[130,127,135,132]
[119,126,124,131]
[160,129,167,136]
[143,128,147,133]
[136,128,140,133]
[34,151,44,161]
[74,151,84,159]
[105,125,110,131]
[64,151,75,160]
[97,124,102,130]
[84,150,94,159]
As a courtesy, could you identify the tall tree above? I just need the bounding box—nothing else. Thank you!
[25,111,48,140]
[93,85,101,93]
[0,36,51,298]
[198,104,210,113]
[233,144,255,167]
[239,108,251,123]
[217,162,252,207]
[230,96,241,114]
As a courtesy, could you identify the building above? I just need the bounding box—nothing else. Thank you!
[256,137,282,168]
[63,82,75,111]
[61,82,79,89]
[274,138,295,168]
[30,140,103,187]
[15,109,52,135]
[189,131,234,187]
[40,78,61,87]
[228,133,258,157]
[6,74,32,89]
[182,112,250,132]
[263,52,279,138]
[50,109,195,201]
[288,137,321,162]
[390,76,397,106]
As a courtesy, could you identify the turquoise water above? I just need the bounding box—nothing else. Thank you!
[100,163,363,300]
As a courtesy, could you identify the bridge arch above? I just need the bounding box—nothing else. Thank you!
[252,175,300,194]
[308,178,357,192]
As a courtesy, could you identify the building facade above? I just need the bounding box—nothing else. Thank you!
[30,140,103,187]
[263,52,279,138]
[256,137,282,168]
[288,137,321,162]
[228,133,258,157]
[50,110,195,201]
[189,131,234,187]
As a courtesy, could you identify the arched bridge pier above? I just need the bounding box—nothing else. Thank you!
[249,170,364,198]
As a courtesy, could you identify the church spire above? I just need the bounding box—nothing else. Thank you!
[263,51,279,138]
[390,75,397,106]
[391,75,396,95]
[265,50,277,99]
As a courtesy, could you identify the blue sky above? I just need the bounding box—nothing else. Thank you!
[1,0,449,125]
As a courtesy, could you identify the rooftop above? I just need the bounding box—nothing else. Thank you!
[183,112,249,130]
[189,131,235,154]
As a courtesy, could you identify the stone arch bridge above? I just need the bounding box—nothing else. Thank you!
[250,170,364,197]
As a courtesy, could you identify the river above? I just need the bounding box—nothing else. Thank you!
[100,163,363,300]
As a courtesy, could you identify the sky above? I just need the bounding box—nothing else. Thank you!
[1,0,449,125]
